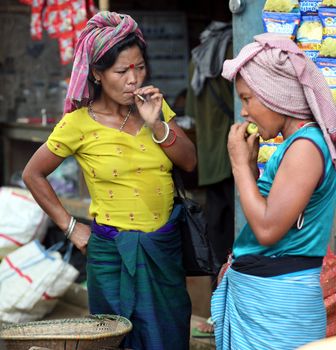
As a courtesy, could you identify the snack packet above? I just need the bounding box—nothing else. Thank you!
[297,16,323,61]
[316,57,336,101]
[321,0,336,7]
[257,134,283,177]
[318,7,336,57]
[264,0,299,12]
[262,10,301,39]
[299,0,323,16]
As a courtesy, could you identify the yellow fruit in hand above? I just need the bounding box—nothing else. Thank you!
[246,123,259,135]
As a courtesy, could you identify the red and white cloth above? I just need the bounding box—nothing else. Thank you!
[20,0,97,65]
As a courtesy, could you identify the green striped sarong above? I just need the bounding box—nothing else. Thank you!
[86,205,191,349]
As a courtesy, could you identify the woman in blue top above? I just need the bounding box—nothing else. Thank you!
[211,33,336,350]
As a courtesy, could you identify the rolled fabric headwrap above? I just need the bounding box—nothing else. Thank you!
[64,11,145,114]
[222,32,336,168]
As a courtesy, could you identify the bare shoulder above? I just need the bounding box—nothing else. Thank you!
[279,138,324,185]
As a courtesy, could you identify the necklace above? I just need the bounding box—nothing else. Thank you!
[118,108,132,131]
[88,101,132,131]
[298,121,318,129]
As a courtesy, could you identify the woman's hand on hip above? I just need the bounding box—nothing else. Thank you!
[69,222,91,255]
[133,85,163,127]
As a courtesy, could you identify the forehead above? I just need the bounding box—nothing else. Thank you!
[114,45,144,66]
[235,75,252,94]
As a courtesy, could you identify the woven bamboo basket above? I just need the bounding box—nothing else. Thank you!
[0,314,132,350]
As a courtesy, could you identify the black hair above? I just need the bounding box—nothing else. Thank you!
[89,33,150,99]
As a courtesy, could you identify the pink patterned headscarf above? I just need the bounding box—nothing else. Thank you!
[64,11,145,114]
[222,32,336,168]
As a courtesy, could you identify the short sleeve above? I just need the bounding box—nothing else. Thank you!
[46,112,82,158]
[162,99,176,123]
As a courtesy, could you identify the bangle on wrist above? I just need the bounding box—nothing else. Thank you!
[161,129,177,148]
[64,216,77,239]
[152,121,170,144]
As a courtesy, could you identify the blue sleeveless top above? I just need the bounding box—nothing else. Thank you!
[233,126,336,258]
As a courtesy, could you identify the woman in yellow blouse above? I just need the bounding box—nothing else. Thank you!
[23,11,196,350]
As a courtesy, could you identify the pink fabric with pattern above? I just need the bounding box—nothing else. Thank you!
[64,11,145,114]
[222,33,336,168]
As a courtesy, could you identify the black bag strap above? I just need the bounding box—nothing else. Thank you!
[172,167,186,199]
[208,79,234,120]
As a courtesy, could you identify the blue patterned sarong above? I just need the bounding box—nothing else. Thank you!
[86,205,191,350]
[211,267,326,350]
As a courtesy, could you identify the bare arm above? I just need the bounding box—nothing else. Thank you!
[23,143,70,230]
[229,123,323,246]
[134,86,197,172]
[151,118,197,172]
[22,143,90,253]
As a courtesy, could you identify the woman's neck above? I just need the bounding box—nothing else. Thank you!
[281,118,316,139]
[94,97,129,117]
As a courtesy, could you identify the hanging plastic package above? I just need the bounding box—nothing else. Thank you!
[318,4,336,57]
[257,134,283,177]
[316,4,336,100]
[262,0,301,39]
[297,15,323,61]
[299,0,323,16]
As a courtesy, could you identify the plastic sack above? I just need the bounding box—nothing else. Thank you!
[0,187,49,258]
[0,240,79,323]
[321,247,336,337]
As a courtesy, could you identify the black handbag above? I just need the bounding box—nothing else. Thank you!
[173,169,220,276]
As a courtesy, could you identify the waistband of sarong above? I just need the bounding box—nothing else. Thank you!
[231,254,323,277]
[91,219,177,240]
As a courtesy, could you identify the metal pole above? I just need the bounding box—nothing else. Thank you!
[99,0,109,11]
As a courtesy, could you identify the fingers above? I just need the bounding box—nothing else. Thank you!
[246,132,260,148]
[241,121,250,138]
[71,223,90,255]
[229,121,249,140]
[135,93,146,102]
[149,92,163,101]
[134,85,160,97]
[232,121,260,141]
[134,86,162,102]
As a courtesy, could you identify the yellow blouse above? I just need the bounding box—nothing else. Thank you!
[47,100,176,232]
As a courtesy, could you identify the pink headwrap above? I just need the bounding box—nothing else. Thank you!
[222,32,336,168]
[64,11,145,114]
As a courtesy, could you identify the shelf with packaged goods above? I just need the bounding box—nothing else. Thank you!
[0,122,91,220]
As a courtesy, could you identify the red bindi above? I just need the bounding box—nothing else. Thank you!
[129,64,135,69]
